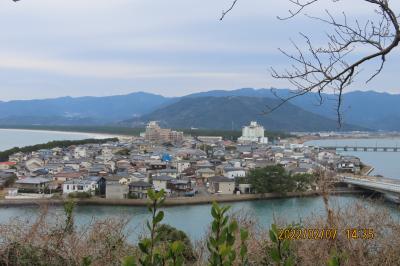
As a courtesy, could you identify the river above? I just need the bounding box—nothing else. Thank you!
[306,138,400,179]
[1,195,397,242]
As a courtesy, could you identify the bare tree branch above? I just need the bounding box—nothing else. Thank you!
[220,0,239,21]
[270,0,400,126]
[221,0,400,126]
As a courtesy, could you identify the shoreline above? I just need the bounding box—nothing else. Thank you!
[0,189,364,208]
[0,127,122,139]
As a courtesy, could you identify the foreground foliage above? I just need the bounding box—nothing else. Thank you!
[0,191,399,265]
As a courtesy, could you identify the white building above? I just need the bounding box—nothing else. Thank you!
[238,121,268,144]
[152,175,173,194]
[223,167,246,179]
[74,146,87,158]
[63,179,98,195]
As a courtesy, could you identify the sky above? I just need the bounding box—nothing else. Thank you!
[0,0,399,101]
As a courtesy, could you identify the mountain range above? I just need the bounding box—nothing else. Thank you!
[0,88,399,132]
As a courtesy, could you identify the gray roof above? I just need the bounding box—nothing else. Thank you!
[224,167,245,172]
[64,179,96,185]
[158,169,177,173]
[129,181,152,188]
[152,175,173,181]
[169,179,190,185]
[209,176,234,183]
[16,177,51,184]
[197,168,214,173]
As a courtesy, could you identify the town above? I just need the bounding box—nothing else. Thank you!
[0,121,364,202]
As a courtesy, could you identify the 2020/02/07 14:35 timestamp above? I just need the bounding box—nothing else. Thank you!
[278,228,375,240]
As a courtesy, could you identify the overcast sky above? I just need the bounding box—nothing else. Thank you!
[0,0,399,100]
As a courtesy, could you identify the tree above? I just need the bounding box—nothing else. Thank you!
[157,224,197,263]
[248,165,296,194]
[221,0,400,125]
[292,173,315,192]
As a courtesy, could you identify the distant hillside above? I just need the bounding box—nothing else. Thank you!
[1,88,399,131]
[124,96,364,132]
[0,92,171,125]
[187,88,400,131]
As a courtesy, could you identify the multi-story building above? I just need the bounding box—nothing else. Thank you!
[144,121,183,144]
[238,121,268,144]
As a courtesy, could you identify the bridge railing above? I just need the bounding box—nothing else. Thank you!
[342,176,400,193]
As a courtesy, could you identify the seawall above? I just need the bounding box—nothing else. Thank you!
[0,189,363,208]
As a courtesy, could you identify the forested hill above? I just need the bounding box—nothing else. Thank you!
[125,96,364,132]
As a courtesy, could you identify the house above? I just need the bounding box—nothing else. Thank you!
[148,161,167,170]
[238,183,254,194]
[0,161,16,170]
[175,161,191,173]
[106,181,129,199]
[208,176,235,195]
[130,172,148,182]
[0,171,15,189]
[31,168,49,177]
[116,159,131,170]
[25,158,44,172]
[223,167,246,179]
[336,156,361,174]
[74,146,87,158]
[88,163,108,176]
[154,169,178,178]
[152,175,173,192]
[54,171,84,182]
[15,176,52,193]
[87,176,106,196]
[168,179,191,196]
[63,178,98,195]
[128,181,152,199]
[37,149,53,158]
[8,152,25,163]
[196,168,215,183]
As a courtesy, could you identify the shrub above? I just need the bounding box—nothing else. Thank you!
[68,191,92,198]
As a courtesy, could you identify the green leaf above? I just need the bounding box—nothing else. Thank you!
[240,228,249,241]
[212,220,218,233]
[226,233,235,246]
[153,210,164,224]
[269,229,278,243]
[282,239,290,251]
[138,238,151,254]
[229,220,238,232]
[269,247,281,263]
[147,189,156,200]
[81,256,92,266]
[146,220,152,232]
[211,205,218,219]
[284,256,295,266]
[240,245,248,258]
[121,256,137,266]
[327,255,340,266]
[171,241,184,254]
[271,223,278,233]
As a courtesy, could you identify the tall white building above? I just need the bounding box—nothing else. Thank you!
[238,121,268,144]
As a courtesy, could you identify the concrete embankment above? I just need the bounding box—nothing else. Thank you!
[0,189,363,208]
[361,165,375,176]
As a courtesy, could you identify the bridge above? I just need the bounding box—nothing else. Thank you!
[317,145,400,152]
[341,175,400,203]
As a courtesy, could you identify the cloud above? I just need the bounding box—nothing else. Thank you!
[0,0,398,100]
